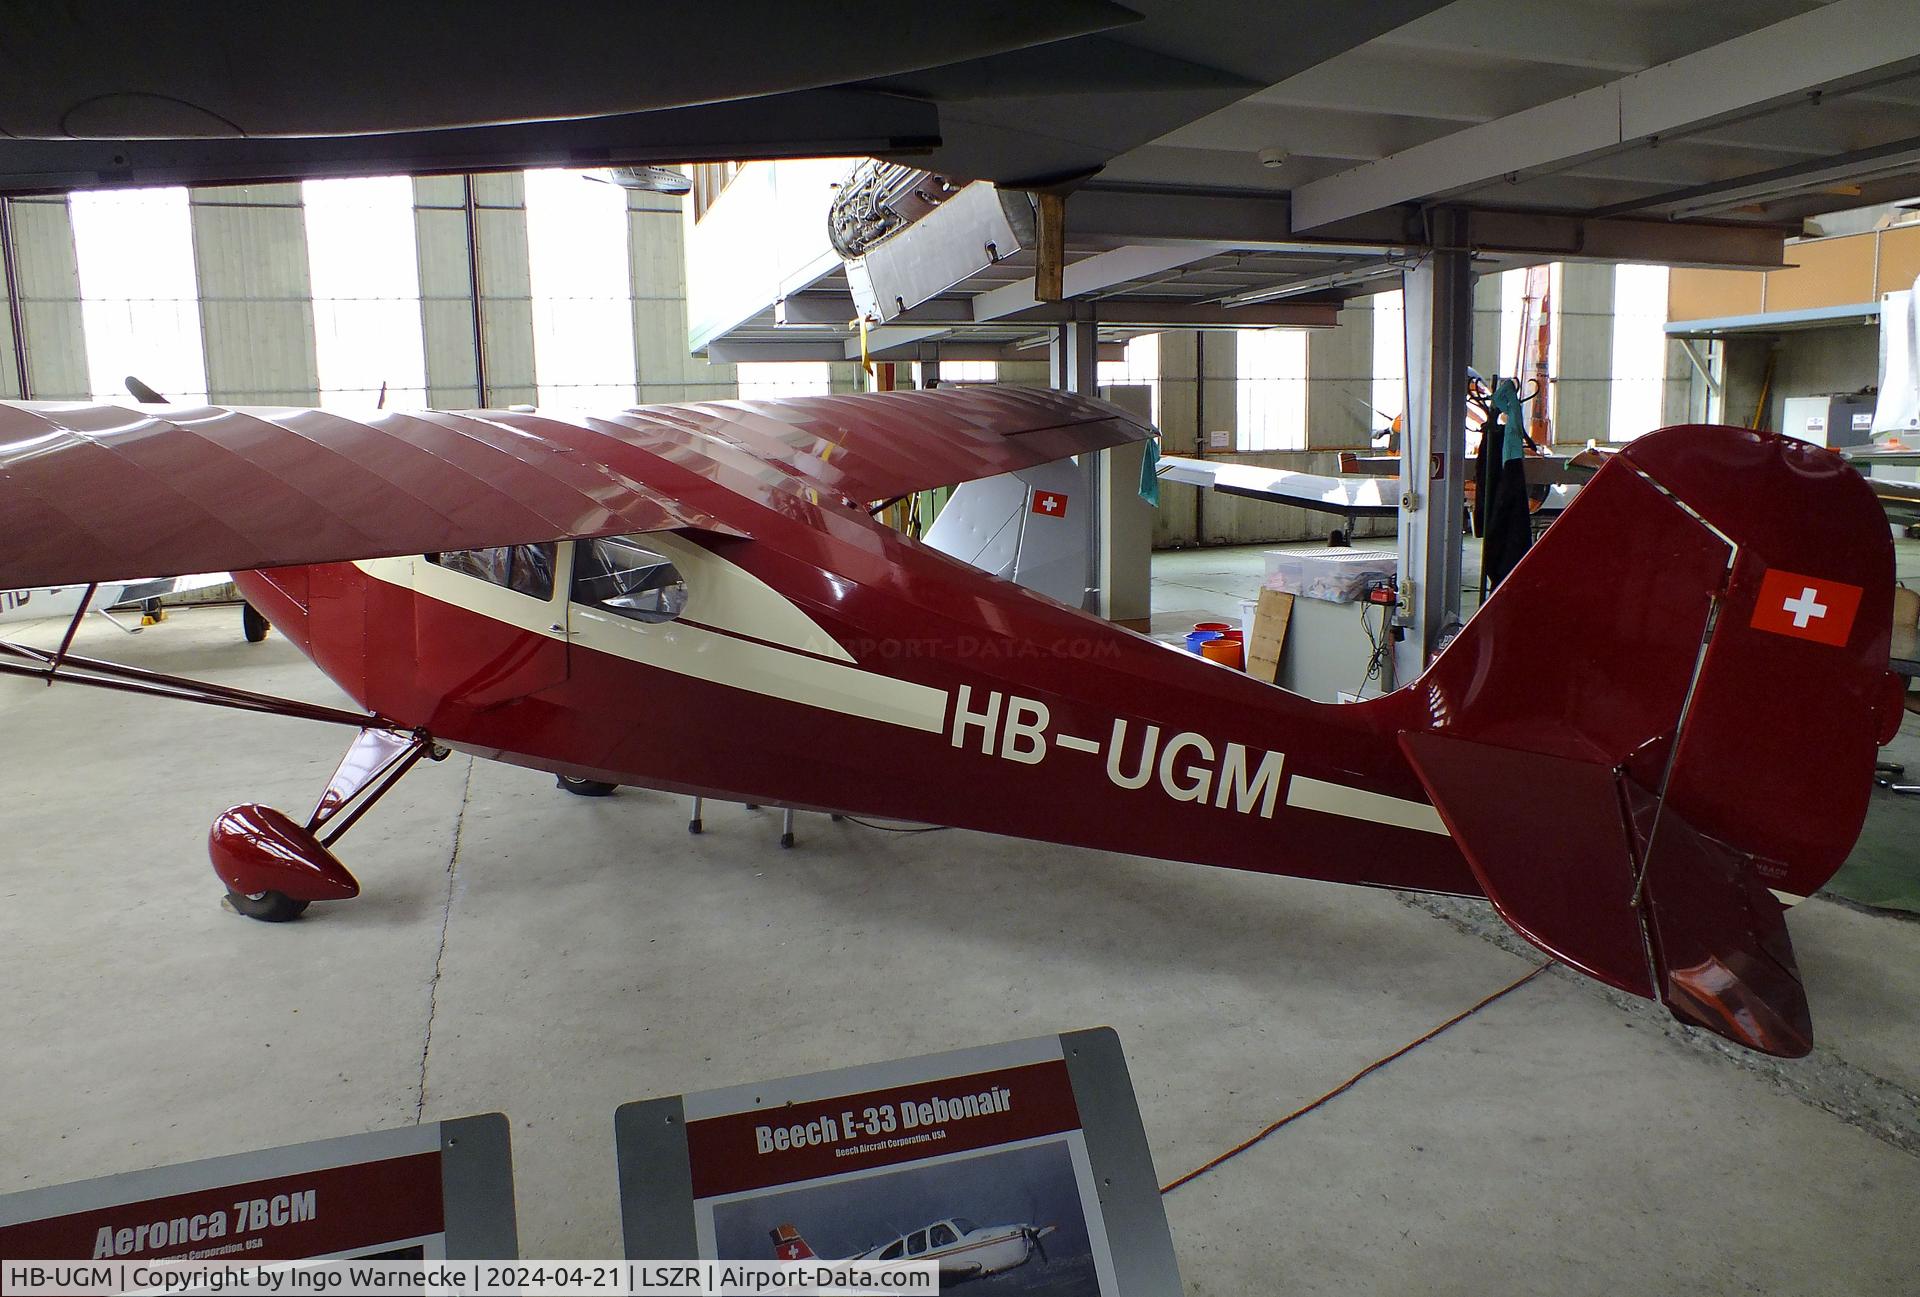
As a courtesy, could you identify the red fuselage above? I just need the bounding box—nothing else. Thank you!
[232,490,1481,899]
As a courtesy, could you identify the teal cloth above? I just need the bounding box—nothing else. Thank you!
[1139,437,1161,506]
[1492,378,1527,464]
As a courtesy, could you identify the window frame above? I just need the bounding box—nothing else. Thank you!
[425,543,561,602]
[569,536,690,625]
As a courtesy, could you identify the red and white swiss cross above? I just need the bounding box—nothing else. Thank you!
[1030,490,1069,518]
[1749,568,1863,648]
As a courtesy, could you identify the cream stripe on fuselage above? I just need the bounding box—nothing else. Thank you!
[357,534,948,734]
[1285,775,1450,835]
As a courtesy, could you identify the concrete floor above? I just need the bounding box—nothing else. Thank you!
[2,573,1918,1296]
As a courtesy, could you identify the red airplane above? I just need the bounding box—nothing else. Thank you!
[0,388,1902,1059]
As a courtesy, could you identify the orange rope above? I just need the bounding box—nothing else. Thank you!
[1160,962,1552,1194]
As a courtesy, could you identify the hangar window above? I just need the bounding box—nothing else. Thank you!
[736,362,832,398]
[1609,263,1671,441]
[303,176,430,410]
[427,544,557,600]
[524,168,639,407]
[68,187,208,402]
[929,359,998,385]
[1098,332,1160,426]
[1372,289,1405,435]
[1237,327,1308,451]
[572,537,688,623]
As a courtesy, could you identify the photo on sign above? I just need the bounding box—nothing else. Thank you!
[708,1136,1102,1294]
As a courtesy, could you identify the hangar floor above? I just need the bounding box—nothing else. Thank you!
[3,554,1917,1295]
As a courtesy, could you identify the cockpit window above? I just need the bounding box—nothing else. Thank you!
[906,1230,928,1256]
[572,537,688,623]
[927,1224,957,1248]
[427,544,556,600]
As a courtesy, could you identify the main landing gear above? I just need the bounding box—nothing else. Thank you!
[210,727,447,921]
[241,601,270,643]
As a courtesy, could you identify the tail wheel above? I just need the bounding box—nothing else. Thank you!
[556,775,617,797]
[242,601,270,643]
[226,890,310,922]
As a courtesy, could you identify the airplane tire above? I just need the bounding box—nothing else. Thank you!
[556,775,618,797]
[242,602,270,643]
[226,890,310,922]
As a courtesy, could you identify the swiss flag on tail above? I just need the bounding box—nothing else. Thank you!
[769,1224,815,1261]
[1749,568,1863,647]
[1030,490,1069,518]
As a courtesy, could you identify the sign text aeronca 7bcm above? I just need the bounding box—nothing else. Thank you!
[0,387,1903,1059]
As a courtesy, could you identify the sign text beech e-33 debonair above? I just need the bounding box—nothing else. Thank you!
[0,388,1903,1058]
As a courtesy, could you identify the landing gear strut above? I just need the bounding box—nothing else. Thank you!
[210,728,442,921]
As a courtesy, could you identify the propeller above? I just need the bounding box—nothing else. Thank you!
[125,375,166,403]
[1022,1225,1055,1265]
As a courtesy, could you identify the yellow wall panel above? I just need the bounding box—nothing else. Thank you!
[1764,235,1877,312]
[1668,268,1764,322]
[1878,225,1920,297]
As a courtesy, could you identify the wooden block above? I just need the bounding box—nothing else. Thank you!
[1246,589,1293,684]
[1894,582,1918,630]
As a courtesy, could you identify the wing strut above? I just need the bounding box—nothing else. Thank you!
[0,636,384,729]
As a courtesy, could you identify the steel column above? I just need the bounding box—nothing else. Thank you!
[0,196,30,399]
[462,175,490,407]
[1050,307,1103,613]
[1392,209,1473,685]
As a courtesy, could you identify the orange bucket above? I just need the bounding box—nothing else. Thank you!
[1201,637,1244,670]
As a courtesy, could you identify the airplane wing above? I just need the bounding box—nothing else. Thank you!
[615,385,1151,504]
[1157,454,1399,517]
[0,389,1149,590]
[1838,446,1920,525]
[1160,453,1583,516]
[1867,476,1920,527]
[1841,444,1920,467]
[112,572,230,606]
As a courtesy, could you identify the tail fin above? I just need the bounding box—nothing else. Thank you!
[1401,425,1900,1057]
[770,1224,815,1261]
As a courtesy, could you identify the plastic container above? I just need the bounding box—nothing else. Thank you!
[1201,637,1244,670]
[1185,630,1223,654]
[1262,548,1397,603]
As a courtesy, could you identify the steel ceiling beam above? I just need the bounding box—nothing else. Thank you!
[779,292,1341,330]
[968,243,1232,323]
[710,337,1124,364]
[1291,0,1920,230]
[1070,187,1788,268]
